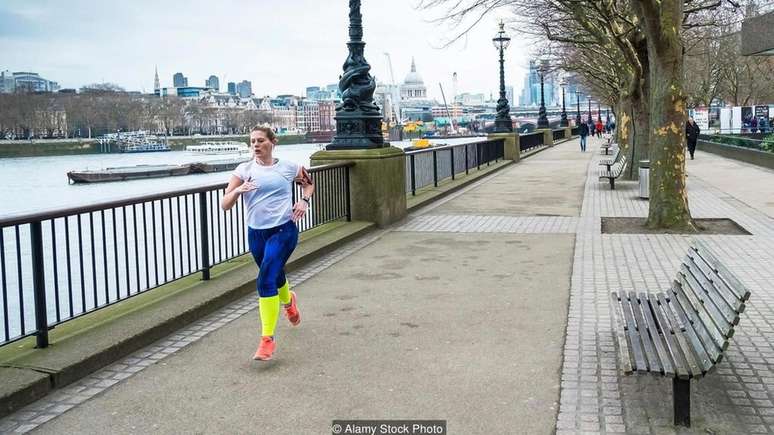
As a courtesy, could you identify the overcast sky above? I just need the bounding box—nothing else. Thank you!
[0,0,538,100]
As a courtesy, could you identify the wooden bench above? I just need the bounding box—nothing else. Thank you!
[599,148,621,172]
[600,140,617,155]
[610,241,751,427]
[598,154,628,189]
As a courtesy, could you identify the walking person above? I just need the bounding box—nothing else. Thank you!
[595,119,604,138]
[221,125,315,361]
[685,117,700,160]
[579,121,589,152]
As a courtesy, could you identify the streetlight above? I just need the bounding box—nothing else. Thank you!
[575,90,581,126]
[587,96,592,123]
[597,101,602,122]
[327,0,385,150]
[492,20,512,133]
[559,81,568,127]
[537,60,549,129]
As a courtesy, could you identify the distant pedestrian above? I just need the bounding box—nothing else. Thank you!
[751,117,758,133]
[579,122,589,152]
[685,117,700,160]
[760,117,770,134]
[595,120,604,138]
[221,125,315,361]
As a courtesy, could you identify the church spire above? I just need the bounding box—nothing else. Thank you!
[154,65,160,91]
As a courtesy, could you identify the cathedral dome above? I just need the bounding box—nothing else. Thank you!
[403,58,424,85]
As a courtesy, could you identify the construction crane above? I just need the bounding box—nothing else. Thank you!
[383,52,401,124]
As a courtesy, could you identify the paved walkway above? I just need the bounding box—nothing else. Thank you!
[2,138,774,434]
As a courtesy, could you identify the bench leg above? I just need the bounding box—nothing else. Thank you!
[610,178,615,190]
[673,378,691,427]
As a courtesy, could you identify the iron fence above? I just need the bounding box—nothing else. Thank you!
[0,161,353,348]
[519,132,544,153]
[405,139,505,196]
[552,129,566,141]
[571,126,580,136]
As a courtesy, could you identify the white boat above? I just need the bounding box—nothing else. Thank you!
[186,141,249,155]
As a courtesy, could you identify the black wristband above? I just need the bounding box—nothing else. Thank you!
[301,196,310,205]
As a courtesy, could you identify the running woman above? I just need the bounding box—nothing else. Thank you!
[221,125,314,361]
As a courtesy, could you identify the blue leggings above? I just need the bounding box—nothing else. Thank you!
[247,220,299,297]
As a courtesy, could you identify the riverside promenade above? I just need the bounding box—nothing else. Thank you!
[2,136,774,434]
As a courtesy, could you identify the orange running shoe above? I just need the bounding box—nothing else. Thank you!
[253,336,275,361]
[284,291,301,326]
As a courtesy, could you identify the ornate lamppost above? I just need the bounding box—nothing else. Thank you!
[559,81,568,127]
[575,91,581,126]
[587,96,593,123]
[597,101,602,122]
[492,21,512,133]
[327,0,384,150]
[537,60,549,129]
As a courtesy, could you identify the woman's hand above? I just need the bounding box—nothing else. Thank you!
[292,200,308,222]
[235,181,257,194]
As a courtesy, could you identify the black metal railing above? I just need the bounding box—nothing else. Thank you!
[519,132,544,152]
[0,161,353,348]
[405,139,505,196]
[552,129,566,141]
[571,126,580,136]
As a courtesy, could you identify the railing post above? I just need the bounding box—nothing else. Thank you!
[198,192,210,281]
[345,166,352,221]
[465,144,469,175]
[30,221,49,348]
[432,150,438,187]
[450,148,455,180]
[410,154,416,196]
[477,143,481,170]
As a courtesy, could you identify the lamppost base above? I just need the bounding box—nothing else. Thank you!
[493,119,513,133]
[327,112,385,150]
[537,118,550,130]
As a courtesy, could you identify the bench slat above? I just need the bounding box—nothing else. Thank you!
[658,293,700,379]
[679,265,736,336]
[611,292,633,374]
[630,292,662,374]
[684,254,740,325]
[692,242,751,302]
[620,292,649,373]
[651,293,688,379]
[670,286,716,376]
[688,251,745,315]
[675,273,730,355]
[672,284,724,366]
[640,292,674,376]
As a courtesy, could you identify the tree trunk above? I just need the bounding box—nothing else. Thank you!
[637,0,694,230]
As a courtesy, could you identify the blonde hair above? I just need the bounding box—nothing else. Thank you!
[250,125,277,142]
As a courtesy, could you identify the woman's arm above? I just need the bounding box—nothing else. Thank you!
[291,166,315,222]
[221,175,256,211]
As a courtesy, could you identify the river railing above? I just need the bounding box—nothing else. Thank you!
[519,132,544,153]
[0,161,353,348]
[405,139,505,196]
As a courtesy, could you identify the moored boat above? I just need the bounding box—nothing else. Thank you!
[67,164,190,184]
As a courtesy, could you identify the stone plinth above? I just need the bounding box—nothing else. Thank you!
[488,132,520,162]
[311,146,407,227]
[537,129,554,147]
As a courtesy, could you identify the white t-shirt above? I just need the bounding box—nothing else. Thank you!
[232,159,300,229]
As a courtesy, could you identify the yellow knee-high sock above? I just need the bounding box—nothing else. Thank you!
[278,280,291,306]
[258,296,280,337]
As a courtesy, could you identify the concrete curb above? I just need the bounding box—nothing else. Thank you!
[0,220,375,418]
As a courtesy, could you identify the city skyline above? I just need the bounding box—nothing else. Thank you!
[0,0,538,100]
